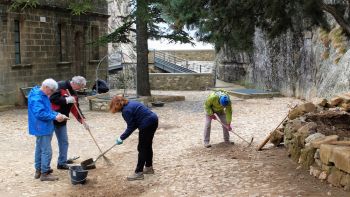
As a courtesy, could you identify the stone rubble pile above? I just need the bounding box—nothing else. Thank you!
[270,93,350,191]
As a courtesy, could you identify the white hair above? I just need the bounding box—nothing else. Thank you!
[42,78,58,91]
[71,76,86,86]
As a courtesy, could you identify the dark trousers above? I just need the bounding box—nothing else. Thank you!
[135,120,158,173]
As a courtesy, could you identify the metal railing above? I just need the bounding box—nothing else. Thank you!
[154,50,189,69]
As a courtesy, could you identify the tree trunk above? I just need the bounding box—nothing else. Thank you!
[135,0,151,96]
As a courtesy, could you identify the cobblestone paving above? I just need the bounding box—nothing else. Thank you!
[0,90,349,197]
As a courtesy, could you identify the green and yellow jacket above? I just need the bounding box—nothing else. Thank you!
[204,90,232,123]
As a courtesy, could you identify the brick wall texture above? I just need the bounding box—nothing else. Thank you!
[0,1,109,106]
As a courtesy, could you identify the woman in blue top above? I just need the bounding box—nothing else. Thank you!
[109,95,158,181]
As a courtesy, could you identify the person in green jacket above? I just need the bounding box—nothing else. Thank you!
[203,90,233,148]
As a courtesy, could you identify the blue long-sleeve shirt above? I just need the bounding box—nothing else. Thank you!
[120,101,158,140]
[28,86,58,136]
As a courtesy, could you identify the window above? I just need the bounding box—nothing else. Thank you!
[91,26,99,60]
[58,24,62,61]
[14,20,21,64]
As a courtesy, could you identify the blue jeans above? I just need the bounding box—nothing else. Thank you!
[54,125,69,165]
[35,134,53,173]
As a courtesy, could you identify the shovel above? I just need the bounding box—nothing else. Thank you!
[66,89,109,162]
[214,114,254,147]
[81,143,118,169]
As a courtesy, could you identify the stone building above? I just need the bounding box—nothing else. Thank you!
[0,0,109,106]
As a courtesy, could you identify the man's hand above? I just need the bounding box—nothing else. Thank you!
[65,96,76,104]
[116,137,123,145]
[83,121,90,130]
[226,124,232,131]
[56,114,68,122]
[209,114,217,120]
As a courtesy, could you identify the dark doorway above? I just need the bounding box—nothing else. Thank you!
[74,31,85,76]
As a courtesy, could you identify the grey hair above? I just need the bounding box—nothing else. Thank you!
[42,78,58,91]
[71,76,86,86]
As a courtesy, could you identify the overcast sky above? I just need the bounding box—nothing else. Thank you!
[148,38,214,50]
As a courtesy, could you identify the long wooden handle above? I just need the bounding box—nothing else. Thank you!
[95,143,117,162]
[214,114,252,145]
[256,104,297,151]
[66,89,104,153]
[256,114,288,151]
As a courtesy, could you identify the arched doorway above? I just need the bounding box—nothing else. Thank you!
[74,31,85,76]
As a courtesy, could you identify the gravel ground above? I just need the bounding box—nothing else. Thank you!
[0,90,349,197]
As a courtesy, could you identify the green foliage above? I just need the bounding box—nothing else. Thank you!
[9,0,38,11]
[68,0,93,15]
[95,0,193,45]
[167,0,341,52]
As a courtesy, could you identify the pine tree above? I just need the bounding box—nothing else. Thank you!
[167,0,350,51]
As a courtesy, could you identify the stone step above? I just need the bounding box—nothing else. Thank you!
[320,144,350,174]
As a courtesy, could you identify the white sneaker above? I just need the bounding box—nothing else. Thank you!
[127,172,144,181]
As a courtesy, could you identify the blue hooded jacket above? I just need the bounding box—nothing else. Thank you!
[120,101,158,140]
[28,86,58,136]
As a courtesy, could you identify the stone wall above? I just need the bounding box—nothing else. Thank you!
[148,49,215,63]
[269,96,350,191]
[0,2,109,106]
[216,18,350,100]
[149,73,214,90]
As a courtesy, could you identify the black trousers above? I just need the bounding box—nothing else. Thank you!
[135,120,158,173]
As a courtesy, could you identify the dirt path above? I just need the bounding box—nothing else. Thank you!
[0,91,349,197]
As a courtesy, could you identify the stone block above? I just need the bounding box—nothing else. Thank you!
[299,102,316,113]
[310,166,321,177]
[299,146,316,168]
[327,167,345,187]
[288,138,302,162]
[315,158,322,167]
[311,97,328,107]
[341,103,350,112]
[297,122,317,135]
[314,149,320,159]
[306,133,325,144]
[340,174,350,187]
[284,119,304,140]
[311,135,339,149]
[320,144,350,174]
[322,163,333,172]
[288,107,305,120]
[319,171,328,180]
[331,146,350,174]
[339,94,350,104]
[320,144,336,165]
[330,96,343,107]
[269,128,284,146]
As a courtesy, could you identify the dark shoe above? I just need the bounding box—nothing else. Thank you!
[127,172,144,181]
[40,173,59,181]
[143,166,154,174]
[35,168,53,179]
[34,170,41,179]
[57,164,69,170]
[225,141,234,145]
[204,143,212,148]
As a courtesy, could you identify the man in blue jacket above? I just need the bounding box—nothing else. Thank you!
[28,78,67,181]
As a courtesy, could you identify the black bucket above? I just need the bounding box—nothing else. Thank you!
[69,165,88,185]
